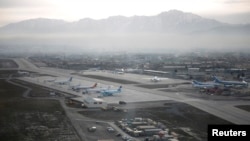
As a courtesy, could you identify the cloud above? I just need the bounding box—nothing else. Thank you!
[224,0,250,4]
[0,0,49,8]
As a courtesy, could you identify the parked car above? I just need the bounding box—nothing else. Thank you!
[116,133,121,137]
[87,126,97,132]
[107,127,115,132]
[122,135,135,141]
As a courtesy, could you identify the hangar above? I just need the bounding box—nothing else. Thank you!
[82,97,107,108]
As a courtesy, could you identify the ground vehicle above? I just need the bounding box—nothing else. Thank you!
[116,133,121,137]
[119,101,127,104]
[107,127,115,132]
[87,126,97,132]
[122,135,135,141]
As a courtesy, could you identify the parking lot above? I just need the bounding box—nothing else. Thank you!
[75,120,126,141]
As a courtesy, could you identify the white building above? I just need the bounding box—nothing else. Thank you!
[82,97,107,108]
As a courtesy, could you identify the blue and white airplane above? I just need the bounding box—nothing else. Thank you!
[100,86,122,96]
[192,80,220,89]
[212,76,248,88]
[84,86,111,94]
[192,80,221,86]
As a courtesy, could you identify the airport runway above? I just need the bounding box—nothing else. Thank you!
[12,58,250,124]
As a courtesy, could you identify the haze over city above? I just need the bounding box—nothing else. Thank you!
[1,1,250,141]
[0,0,250,54]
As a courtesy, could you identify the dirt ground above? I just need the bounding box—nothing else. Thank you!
[79,101,232,141]
[12,79,64,97]
[0,59,18,68]
[72,74,238,140]
[2,71,248,141]
[0,78,80,141]
[235,105,250,112]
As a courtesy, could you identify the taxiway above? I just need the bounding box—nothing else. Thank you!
[12,58,250,124]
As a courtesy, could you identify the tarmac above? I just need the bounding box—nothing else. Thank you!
[11,58,250,124]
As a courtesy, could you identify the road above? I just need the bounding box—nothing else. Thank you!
[12,58,250,125]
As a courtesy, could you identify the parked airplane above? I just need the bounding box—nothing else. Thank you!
[100,86,122,96]
[83,87,110,94]
[68,83,81,89]
[114,68,125,74]
[144,76,168,82]
[143,76,164,82]
[192,82,218,89]
[192,80,223,94]
[54,77,73,85]
[192,80,221,88]
[212,76,248,88]
[72,83,97,91]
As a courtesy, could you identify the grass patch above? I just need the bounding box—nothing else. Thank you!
[235,105,250,112]
[77,74,139,84]
[136,82,190,89]
[0,59,18,68]
[0,80,26,99]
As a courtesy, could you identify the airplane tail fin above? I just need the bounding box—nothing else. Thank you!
[92,83,97,88]
[242,80,248,86]
[192,80,199,85]
[212,76,221,83]
[118,86,122,92]
[69,77,73,82]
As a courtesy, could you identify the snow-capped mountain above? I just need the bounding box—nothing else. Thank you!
[0,10,249,54]
[2,10,247,34]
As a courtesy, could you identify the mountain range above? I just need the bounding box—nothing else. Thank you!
[0,10,249,54]
[1,10,249,34]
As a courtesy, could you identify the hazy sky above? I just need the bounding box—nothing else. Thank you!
[1,0,250,26]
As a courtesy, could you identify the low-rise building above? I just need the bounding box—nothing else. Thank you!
[82,97,107,108]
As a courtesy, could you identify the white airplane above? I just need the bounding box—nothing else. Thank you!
[54,77,73,85]
[17,70,29,75]
[72,82,97,91]
[151,76,162,82]
[114,68,125,74]
[144,76,168,82]
[68,83,81,89]
[116,69,125,74]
